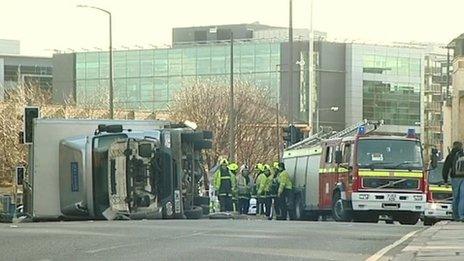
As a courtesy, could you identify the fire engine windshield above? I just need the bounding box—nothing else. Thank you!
[357,139,423,170]
[428,161,444,185]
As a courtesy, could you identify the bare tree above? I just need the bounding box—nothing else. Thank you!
[168,79,283,169]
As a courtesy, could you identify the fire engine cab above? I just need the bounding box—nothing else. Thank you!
[283,121,427,225]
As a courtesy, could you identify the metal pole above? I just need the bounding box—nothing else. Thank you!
[308,0,314,133]
[228,32,235,162]
[316,108,319,132]
[289,0,294,142]
[276,102,280,160]
[76,5,113,119]
[109,13,114,119]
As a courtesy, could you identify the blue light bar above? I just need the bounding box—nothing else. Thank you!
[407,128,416,138]
[358,126,366,135]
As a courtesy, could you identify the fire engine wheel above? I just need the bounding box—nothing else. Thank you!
[397,213,420,225]
[332,192,351,222]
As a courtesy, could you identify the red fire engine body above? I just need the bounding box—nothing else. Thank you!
[283,122,426,224]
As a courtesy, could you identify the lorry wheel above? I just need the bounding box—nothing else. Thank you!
[397,213,420,225]
[184,206,203,219]
[332,192,351,222]
[352,212,378,223]
[201,204,210,215]
[193,196,210,206]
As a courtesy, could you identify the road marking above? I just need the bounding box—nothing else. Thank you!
[85,243,139,254]
[365,230,419,261]
[172,231,208,239]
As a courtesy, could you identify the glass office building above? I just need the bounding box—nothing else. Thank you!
[346,44,424,131]
[75,41,281,110]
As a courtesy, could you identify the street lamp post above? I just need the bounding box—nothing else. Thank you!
[316,106,339,132]
[77,4,114,119]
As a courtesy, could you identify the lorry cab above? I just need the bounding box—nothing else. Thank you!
[59,126,178,220]
[423,161,453,225]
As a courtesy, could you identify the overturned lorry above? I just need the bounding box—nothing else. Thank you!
[23,119,212,221]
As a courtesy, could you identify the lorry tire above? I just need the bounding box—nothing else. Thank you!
[181,132,204,142]
[193,196,210,206]
[184,206,203,219]
[201,204,210,215]
[352,212,378,223]
[332,192,351,222]
[397,213,420,225]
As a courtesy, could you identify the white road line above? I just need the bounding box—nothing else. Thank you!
[365,230,419,261]
[172,231,208,239]
[85,243,139,254]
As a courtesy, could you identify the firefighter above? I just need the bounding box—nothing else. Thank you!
[213,159,236,212]
[277,162,293,220]
[236,165,253,214]
[258,164,273,219]
[228,162,240,212]
[255,163,266,215]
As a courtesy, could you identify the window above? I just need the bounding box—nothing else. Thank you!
[343,143,352,163]
[325,146,333,163]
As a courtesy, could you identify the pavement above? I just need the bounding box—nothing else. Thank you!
[393,221,464,261]
[0,219,420,261]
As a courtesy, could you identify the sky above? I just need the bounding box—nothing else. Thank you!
[1,0,463,56]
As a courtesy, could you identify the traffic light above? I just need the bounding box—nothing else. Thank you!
[16,166,25,186]
[283,125,293,145]
[24,106,39,144]
[282,124,304,146]
[292,126,304,144]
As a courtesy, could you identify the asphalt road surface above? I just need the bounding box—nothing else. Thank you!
[0,219,422,261]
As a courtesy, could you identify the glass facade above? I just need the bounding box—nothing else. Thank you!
[363,80,421,126]
[75,41,281,110]
[359,49,423,126]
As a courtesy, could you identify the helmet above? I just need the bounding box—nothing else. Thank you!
[255,163,265,172]
[228,163,239,172]
[273,162,280,169]
[220,159,229,166]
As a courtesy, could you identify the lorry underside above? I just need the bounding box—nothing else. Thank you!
[52,123,212,221]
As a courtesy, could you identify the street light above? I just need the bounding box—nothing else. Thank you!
[77,4,114,119]
[315,106,339,132]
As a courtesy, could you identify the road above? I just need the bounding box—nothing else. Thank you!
[0,219,422,261]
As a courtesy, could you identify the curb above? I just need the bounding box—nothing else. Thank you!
[392,221,450,260]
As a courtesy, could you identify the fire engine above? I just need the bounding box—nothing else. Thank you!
[423,160,453,225]
[283,121,427,225]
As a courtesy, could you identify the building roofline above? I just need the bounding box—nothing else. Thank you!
[0,53,52,59]
[173,22,284,31]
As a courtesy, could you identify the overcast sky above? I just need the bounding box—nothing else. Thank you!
[1,0,463,56]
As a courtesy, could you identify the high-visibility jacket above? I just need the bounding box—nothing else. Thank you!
[278,170,292,196]
[236,173,253,199]
[213,167,236,196]
[257,173,272,196]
